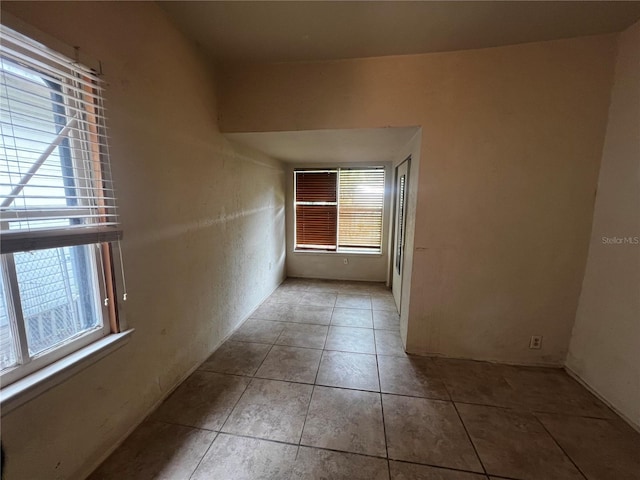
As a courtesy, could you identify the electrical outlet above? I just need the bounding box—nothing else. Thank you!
[343,258,349,265]
[268,261,272,270]
[529,335,542,349]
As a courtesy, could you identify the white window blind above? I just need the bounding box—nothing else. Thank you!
[1,25,120,254]
[338,168,384,251]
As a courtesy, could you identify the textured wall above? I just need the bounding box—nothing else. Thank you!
[217,34,617,365]
[1,2,285,479]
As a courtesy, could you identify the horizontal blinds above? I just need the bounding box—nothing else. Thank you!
[295,171,337,249]
[338,168,384,251]
[295,170,337,203]
[295,205,337,250]
[1,226,122,254]
[1,25,120,254]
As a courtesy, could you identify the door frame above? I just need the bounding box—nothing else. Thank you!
[390,155,411,314]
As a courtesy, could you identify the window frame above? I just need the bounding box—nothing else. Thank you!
[0,24,122,389]
[0,244,114,386]
[293,167,386,255]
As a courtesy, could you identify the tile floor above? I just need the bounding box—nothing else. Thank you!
[89,278,640,480]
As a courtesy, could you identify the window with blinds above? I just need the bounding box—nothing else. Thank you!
[1,25,121,386]
[1,25,120,254]
[294,170,338,250]
[294,168,384,253]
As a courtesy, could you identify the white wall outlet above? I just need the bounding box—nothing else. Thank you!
[343,258,349,265]
[529,335,542,349]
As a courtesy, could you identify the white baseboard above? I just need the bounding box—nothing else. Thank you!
[564,365,640,433]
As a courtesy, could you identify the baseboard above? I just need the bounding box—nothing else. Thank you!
[78,278,283,480]
[404,349,564,369]
[564,365,640,433]
[287,274,388,283]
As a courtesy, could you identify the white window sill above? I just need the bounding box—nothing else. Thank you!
[0,329,134,416]
[293,250,383,256]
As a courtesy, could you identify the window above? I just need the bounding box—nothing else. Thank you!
[294,167,385,253]
[1,26,121,386]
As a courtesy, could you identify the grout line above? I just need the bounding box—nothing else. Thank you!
[187,430,219,480]
[148,418,217,432]
[202,368,620,424]
[206,344,273,458]
[317,304,333,381]
[136,282,621,480]
[296,443,390,461]
[214,431,303,448]
[442,398,618,422]
[529,409,618,421]
[298,302,332,447]
[484,475,522,480]
[215,375,252,435]
[451,401,489,476]
[534,416,589,480]
[298,384,316,446]
[373,326,392,474]
[388,458,498,478]
[451,400,518,411]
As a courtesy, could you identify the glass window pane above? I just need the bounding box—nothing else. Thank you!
[14,245,102,356]
[1,57,70,210]
[0,268,18,370]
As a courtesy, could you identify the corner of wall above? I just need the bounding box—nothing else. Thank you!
[564,19,640,430]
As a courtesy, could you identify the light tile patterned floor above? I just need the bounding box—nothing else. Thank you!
[89,278,640,480]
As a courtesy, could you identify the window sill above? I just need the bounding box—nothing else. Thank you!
[293,250,383,256]
[0,329,134,416]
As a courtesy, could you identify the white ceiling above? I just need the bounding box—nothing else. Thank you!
[160,1,640,63]
[225,128,419,164]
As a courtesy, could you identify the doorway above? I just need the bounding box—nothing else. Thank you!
[392,157,410,313]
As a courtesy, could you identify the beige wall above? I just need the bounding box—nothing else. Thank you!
[1,2,285,479]
[218,34,617,365]
[567,21,640,429]
[285,162,392,282]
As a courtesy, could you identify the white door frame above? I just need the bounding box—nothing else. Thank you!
[391,156,410,313]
